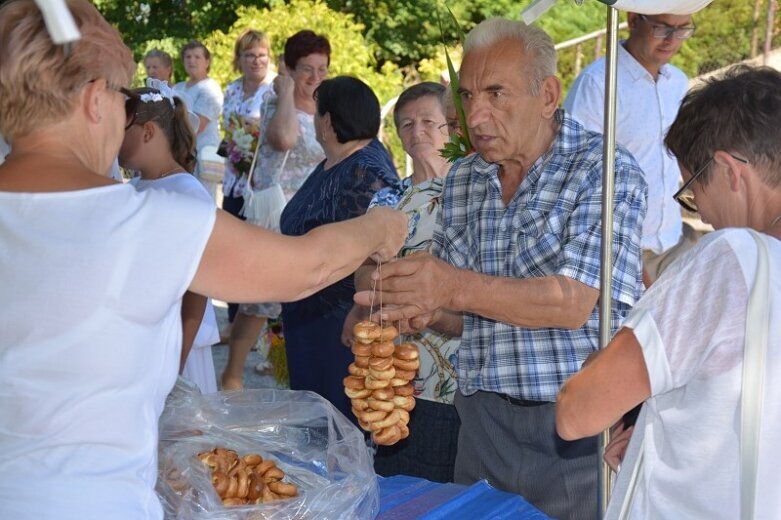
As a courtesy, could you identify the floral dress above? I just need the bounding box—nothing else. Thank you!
[370,177,460,404]
[220,76,275,198]
[240,96,324,319]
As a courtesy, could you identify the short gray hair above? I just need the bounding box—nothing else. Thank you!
[463,18,557,96]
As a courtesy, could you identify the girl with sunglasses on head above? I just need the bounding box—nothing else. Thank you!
[118,82,219,394]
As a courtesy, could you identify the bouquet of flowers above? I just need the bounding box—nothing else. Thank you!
[224,113,260,180]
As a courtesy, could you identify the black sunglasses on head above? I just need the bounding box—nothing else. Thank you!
[116,87,141,130]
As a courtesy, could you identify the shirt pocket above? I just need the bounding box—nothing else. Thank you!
[440,225,477,270]
[512,209,562,277]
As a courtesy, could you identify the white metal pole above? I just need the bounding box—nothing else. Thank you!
[598,5,620,518]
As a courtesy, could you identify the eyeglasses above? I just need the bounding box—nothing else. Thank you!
[638,14,696,40]
[673,153,749,213]
[242,53,268,62]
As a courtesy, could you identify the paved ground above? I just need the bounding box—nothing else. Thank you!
[210,301,286,390]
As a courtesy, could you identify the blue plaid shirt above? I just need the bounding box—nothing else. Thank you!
[431,110,647,401]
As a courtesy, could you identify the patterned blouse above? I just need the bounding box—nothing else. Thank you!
[220,76,275,198]
[371,176,460,404]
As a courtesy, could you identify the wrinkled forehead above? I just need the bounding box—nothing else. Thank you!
[460,40,529,89]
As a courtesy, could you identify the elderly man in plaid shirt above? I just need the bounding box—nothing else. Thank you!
[356,18,647,520]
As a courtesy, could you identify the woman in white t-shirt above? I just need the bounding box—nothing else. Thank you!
[173,40,223,197]
[556,66,781,519]
[120,82,220,394]
[0,2,407,519]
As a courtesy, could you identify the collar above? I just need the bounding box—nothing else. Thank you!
[618,40,672,82]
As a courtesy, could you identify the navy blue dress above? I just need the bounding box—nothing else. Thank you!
[280,138,400,421]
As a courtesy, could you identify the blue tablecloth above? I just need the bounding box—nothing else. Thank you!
[377,475,550,519]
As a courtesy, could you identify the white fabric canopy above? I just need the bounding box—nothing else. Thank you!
[523,0,713,24]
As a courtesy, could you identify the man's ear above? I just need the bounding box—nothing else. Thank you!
[540,75,561,120]
[627,12,640,31]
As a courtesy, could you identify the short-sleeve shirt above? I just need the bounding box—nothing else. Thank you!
[607,229,781,519]
[173,78,223,151]
[431,110,647,401]
[0,184,215,519]
[280,138,399,319]
[221,76,276,197]
[564,43,689,254]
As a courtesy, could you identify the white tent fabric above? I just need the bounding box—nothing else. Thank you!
[523,0,713,24]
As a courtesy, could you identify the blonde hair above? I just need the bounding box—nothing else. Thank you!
[232,29,271,72]
[0,0,134,139]
[464,18,556,96]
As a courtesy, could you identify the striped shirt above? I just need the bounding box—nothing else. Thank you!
[431,110,647,401]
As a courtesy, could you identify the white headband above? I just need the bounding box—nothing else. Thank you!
[144,78,176,107]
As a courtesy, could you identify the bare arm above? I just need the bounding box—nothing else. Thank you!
[179,291,207,372]
[556,328,651,441]
[189,207,407,304]
[355,252,599,330]
[265,76,299,152]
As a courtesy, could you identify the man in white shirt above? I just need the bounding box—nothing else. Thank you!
[564,12,696,285]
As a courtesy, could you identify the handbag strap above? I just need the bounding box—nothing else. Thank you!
[243,95,291,200]
[740,229,772,520]
[619,230,772,520]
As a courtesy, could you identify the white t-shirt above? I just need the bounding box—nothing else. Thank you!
[564,43,689,254]
[173,78,223,151]
[0,184,215,519]
[607,229,781,519]
[130,173,220,349]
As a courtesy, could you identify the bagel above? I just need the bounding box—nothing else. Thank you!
[260,485,279,503]
[367,397,395,412]
[389,377,409,387]
[394,343,420,361]
[353,320,381,343]
[360,409,388,423]
[394,368,417,381]
[396,409,410,425]
[268,481,298,497]
[374,409,401,430]
[262,467,285,483]
[201,453,231,474]
[247,473,265,501]
[392,357,420,371]
[371,387,394,400]
[223,497,247,507]
[358,418,373,431]
[343,375,366,390]
[347,362,369,377]
[368,366,396,381]
[368,356,393,371]
[394,383,415,396]
[345,387,372,399]
[373,425,401,446]
[212,471,230,497]
[393,395,416,411]
[354,355,370,368]
[378,325,399,342]
[398,422,410,440]
[236,468,250,498]
[351,342,372,357]
[225,475,238,499]
[370,340,395,358]
[351,397,369,411]
[243,454,262,466]
[364,376,390,389]
[254,459,275,476]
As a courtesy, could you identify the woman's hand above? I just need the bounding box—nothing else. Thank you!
[367,206,407,263]
[273,74,295,99]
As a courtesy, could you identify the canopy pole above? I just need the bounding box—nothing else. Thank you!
[598,5,620,518]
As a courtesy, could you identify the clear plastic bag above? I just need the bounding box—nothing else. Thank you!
[157,378,379,519]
